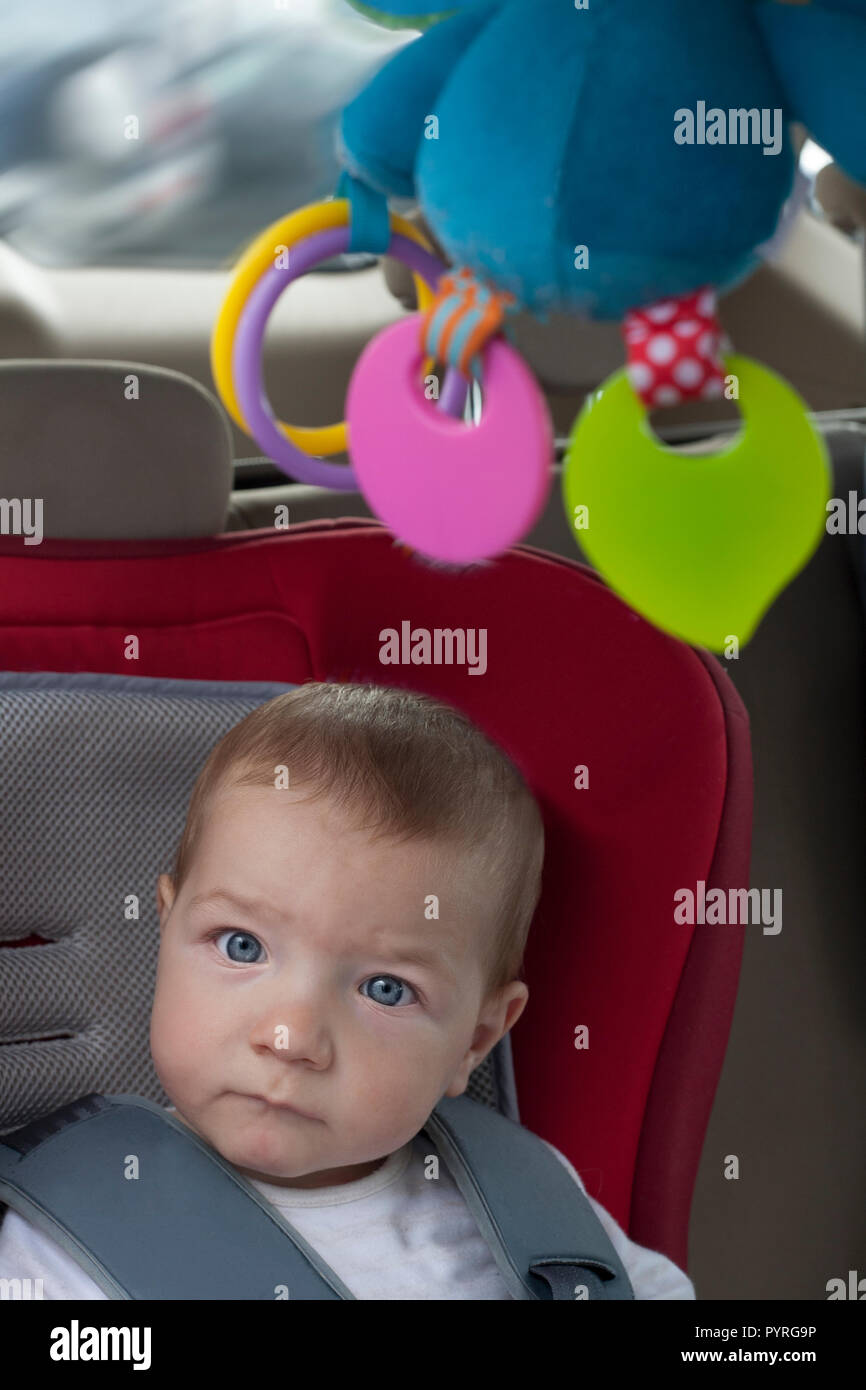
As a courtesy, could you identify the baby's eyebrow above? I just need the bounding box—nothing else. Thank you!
[382,945,455,983]
[186,889,287,921]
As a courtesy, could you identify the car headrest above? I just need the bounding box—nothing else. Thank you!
[0,361,233,539]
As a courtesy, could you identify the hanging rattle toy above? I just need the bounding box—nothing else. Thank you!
[212,0,866,650]
[211,173,553,567]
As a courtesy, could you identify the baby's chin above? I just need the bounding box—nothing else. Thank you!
[170,1097,322,1174]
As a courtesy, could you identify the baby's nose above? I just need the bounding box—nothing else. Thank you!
[249,995,331,1065]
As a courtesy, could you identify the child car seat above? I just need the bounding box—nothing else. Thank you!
[0,667,637,1299]
[0,519,752,1285]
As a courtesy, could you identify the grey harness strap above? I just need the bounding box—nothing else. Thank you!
[425,1095,634,1300]
[0,1092,634,1300]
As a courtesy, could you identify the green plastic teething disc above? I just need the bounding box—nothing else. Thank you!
[562,355,830,651]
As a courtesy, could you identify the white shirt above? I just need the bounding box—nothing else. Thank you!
[0,1112,696,1300]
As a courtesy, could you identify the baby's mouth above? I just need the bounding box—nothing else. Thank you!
[246,1092,317,1121]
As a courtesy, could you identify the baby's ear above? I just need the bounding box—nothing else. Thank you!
[156,874,176,928]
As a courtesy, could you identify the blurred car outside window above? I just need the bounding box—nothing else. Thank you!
[0,0,415,270]
[0,5,852,272]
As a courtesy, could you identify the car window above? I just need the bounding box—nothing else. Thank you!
[0,0,413,269]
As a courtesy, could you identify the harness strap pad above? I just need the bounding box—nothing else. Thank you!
[0,1092,634,1300]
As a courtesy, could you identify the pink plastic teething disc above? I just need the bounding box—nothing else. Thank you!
[346,316,553,565]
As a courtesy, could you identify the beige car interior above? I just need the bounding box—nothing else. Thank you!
[0,155,864,1300]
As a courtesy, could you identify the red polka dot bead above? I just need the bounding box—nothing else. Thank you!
[622,287,729,409]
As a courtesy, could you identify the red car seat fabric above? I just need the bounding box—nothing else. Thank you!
[0,518,752,1270]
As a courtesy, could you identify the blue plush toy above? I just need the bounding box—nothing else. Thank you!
[330,0,866,651]
[210,1,864,645]
[341,0,866,321]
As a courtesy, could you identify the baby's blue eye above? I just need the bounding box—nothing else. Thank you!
[214,930,264,964]
[361,975,417,1008]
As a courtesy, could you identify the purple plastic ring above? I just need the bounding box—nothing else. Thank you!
[232,226,462,489]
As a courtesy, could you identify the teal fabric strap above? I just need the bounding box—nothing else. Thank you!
[335,171,392,254]
[422,265,522,380]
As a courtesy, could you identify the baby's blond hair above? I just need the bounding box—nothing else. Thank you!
[168,682,545,999]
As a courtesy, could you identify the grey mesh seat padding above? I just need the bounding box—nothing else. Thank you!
[0,670,518,1135]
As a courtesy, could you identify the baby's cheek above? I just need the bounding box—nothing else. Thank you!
[150,993,179,1078]
[150,971,206,1078]
[360,1033,441,1106]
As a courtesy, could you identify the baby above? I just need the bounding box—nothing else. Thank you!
[0,681,695,1300]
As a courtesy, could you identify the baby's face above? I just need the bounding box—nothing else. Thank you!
[150,779,527,1188]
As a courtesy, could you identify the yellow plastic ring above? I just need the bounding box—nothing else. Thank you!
[211,199,438,458]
